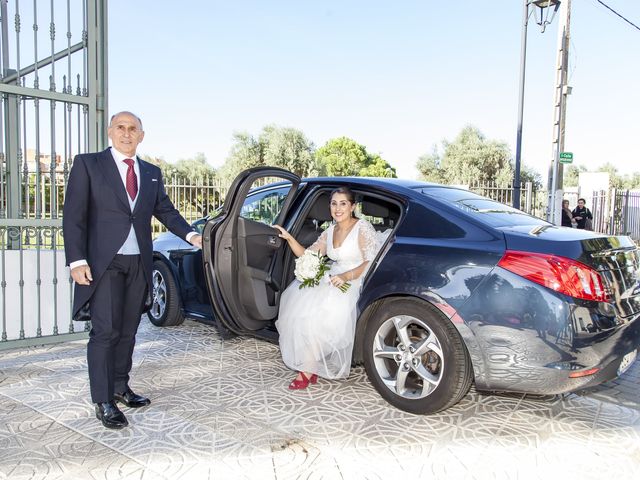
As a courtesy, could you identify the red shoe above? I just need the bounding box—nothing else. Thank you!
[288,373,317,390]
[288,375,310,390]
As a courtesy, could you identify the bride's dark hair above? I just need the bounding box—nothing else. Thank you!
[330,186,357,218]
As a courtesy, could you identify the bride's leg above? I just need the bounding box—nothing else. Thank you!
[301,371,318,384]
[292,371,317,383]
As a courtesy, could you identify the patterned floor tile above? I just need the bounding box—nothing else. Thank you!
[272,448,343,480]
[0,317,638,480]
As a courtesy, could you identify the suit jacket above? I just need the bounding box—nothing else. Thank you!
[63,148,194,320]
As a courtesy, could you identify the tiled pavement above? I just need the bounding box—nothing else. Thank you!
[0,318,638,480]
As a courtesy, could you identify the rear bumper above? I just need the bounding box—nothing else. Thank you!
[461,271,640,395]
[556,310,640,392]
[471,319,639,395]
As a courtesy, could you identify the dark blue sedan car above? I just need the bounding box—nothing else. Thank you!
[149,167,640,414]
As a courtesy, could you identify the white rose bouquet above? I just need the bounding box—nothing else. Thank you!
[294,250,350,292]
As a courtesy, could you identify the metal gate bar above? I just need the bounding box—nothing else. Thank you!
[0,0,106,348]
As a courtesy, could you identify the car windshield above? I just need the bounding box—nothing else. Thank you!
[413,186,549,227]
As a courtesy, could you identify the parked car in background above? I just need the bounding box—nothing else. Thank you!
[149,167,640,414]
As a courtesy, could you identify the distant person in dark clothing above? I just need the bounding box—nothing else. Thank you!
[572,198,593,229]
[561,199,574,227]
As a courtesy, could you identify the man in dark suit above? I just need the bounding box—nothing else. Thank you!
[63,111,202,429]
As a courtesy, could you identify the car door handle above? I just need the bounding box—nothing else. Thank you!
[267,236,280,247]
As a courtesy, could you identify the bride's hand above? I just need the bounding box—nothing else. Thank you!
[273,225,293,241]
[330,274,348,288]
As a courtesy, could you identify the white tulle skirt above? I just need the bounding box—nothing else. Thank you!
[275,271,361,379]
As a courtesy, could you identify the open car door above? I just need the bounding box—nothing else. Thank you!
[202,167,301,334]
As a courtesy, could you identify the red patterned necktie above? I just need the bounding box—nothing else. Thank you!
[123,158,138,200]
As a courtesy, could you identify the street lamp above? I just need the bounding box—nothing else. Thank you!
[513,0,560,209]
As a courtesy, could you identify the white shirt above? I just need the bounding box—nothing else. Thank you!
[69,147,196,270]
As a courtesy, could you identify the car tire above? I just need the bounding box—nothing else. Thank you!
[363,298,472,414]
[147,260,185,327]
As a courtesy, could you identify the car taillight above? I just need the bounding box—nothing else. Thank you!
[497,250,609,302]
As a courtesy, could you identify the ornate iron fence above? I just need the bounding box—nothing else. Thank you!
[467,181,547,218]
[1,0,107,349]
[152,175,228,237]
[592,189,640,241]
[468,182,639,243]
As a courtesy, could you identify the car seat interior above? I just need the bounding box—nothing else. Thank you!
[297,191,400,248]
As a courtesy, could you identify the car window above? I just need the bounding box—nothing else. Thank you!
[240,185,291,225]
[414,186,488,203]
[414,186,549,227]
[357,196,400,232]
[357,205,385,229]
[192,218,207,234]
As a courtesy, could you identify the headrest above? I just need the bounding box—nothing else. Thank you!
[362,200,389,218]
[308,193,332,222]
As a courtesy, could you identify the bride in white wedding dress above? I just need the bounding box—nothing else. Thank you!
[273,187,379,390]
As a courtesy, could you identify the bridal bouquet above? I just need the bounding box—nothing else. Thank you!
[294,250,350,292]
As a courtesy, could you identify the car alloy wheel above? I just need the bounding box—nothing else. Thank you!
[363,298,472,414]
[372,314,444,399]
[149,269,167,322]
[146,260,184,327]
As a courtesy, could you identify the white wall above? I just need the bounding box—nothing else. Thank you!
[578,171,610,203]
[0,250,74,341]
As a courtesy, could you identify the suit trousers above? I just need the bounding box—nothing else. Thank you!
[87,254,147,403]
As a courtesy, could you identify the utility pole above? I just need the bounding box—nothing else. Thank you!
[512,1,529,210]
[546,0,571,224]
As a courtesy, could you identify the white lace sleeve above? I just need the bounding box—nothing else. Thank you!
[358,220,379,262]
[307,228,328,256]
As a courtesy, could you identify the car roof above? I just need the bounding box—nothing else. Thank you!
[258,176,475,201]
[301,176,457,194]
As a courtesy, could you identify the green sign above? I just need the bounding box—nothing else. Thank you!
[559,152,573,164]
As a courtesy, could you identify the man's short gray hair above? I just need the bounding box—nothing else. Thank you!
[110,111,143,130]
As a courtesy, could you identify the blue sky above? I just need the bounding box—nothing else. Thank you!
[108,1,639,180]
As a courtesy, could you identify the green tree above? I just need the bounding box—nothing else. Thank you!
[621,172,640,190]
[142,153,219,217]
[442,126,510,184]
[173,153,217,180]
[316,137,367,176]
[495,163,542,188]
[416,126,513,185]
[316,137,396,177]
[416,147,446,184]
[359,153,396,177]
[562,164,587,188]
[260,125,318,178]
[141,153,216,181]
[218,132,264,181]
[415,126,542,187]
[219,125,317,181]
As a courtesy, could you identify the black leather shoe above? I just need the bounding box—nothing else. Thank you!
[114,388,151,408]
[95,401,128,429]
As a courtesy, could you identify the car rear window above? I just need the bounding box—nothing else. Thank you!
[413,186,549,227]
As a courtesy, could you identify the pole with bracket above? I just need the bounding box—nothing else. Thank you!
[547,0,571,224]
